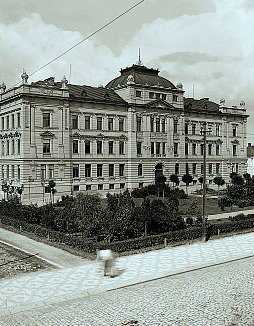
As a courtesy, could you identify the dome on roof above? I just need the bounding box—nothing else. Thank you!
[106,64,176,89]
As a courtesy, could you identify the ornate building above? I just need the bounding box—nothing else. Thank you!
[0,62,248,203]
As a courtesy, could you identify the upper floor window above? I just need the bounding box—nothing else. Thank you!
[11,140,14,155]
[11,114,15,129]
[85,164,91,178]
[119,141,124,155]
[17,113,21,128]
[156,93,161,99]
[162,142,166,155]
[185,143,189,155]
[138,163,142,176]
[161,119,165,133]
[151,142,154,155]
[137,142,142,155]
[192,143,196,155]
[97,140,102,154]
[216,124,220,136]
[200,144,204,156]
[119,118,124,131]
[41,164,46,180]
[73,164,79,178]
[209,163,213,175]
[174,143,178,156]
[174,120,178,133]
[49,164,54,179]
[233,144,237,156]
[192,124,196,135]
[156,142,161,155]
[17,139,20,154]
[216,144,220,156]
[185,123,189,135]
[6,116,9,130]
[108,117,113,131]
[216,163,220,175]
[6,140,9,155]
[156,118,160,132]
[2,141,4,156]
[1,117,4,130]
[162,94,167,100]
[109,164,114,177]
[43,139,51,154]
[232,126,237,137]
[73,140,79,154]
[137,117,142,132]
[186,163,189,174]
[119,164,125,177]
[85,140,90,154]
[17,165,21,180]
[208,144,212,155]
[173,95,178,102]
[97,164,103,177]
[150,117,154,132]
[192,163,197,175]
[72,115,78,129]
[149,92,154,99]
[97,117,102,130]
[85,116,90,130]
[109,141,114,154]
[136,90,142,98]
[43,112,51,128]
[175,163,179,176]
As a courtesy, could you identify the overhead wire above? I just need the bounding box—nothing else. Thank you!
[10,0,145,88]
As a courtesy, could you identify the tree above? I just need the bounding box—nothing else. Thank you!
[231,175,244,186]
[182,174,193,194]
[213,176,225,191]
[17,185,24,202]
[72,192,102,237]
[243,173,251,184]
[198,176,203,190]
[47,180,56,205]
[170,174,179,188]
[155,175,167,198]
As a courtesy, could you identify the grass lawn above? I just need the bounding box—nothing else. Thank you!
[0,242,53,279]
[179,196,254,217]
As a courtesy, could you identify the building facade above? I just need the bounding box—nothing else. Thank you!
[0,63,248,204]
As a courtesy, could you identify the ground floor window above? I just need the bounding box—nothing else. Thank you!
[73,185,79,192]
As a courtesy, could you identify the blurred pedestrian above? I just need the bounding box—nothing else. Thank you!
[97,249,117,277]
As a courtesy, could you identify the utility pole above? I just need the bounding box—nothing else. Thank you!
[202,122,207,242]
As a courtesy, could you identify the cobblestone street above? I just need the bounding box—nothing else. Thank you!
[1,256,254,326]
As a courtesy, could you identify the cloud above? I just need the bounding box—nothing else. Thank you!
[0,0,254,142]
[154,52,241,66]
[0,13,119,87]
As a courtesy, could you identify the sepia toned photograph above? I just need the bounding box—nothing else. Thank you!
[0,0,254,325]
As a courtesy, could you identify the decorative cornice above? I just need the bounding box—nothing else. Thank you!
[40,131,55,138]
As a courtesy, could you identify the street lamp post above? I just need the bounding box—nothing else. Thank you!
[41,180,45,204]
[28,176,34,202]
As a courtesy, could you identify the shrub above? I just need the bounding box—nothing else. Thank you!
[186,217,194,226]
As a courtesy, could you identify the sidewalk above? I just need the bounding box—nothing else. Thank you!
[0,228,89,268]
[0,231,254,317]
[207,208,254,220]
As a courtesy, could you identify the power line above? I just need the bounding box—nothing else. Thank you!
[11,0,145,88]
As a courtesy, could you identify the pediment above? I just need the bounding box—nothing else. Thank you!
[231,139,239,145]
[146,99,175,110]
[71,132,82,138]
[40,131,55,138]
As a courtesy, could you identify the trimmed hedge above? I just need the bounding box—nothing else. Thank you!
[1,214,254,254]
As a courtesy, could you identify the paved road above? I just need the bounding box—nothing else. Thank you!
[0,228,88,268]
[1,256,254,326]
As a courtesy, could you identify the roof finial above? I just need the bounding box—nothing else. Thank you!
[136,48,143,66]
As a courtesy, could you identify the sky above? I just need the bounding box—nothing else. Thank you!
[0,0,253,141]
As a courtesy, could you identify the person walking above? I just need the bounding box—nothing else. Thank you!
[97,249,117,277]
